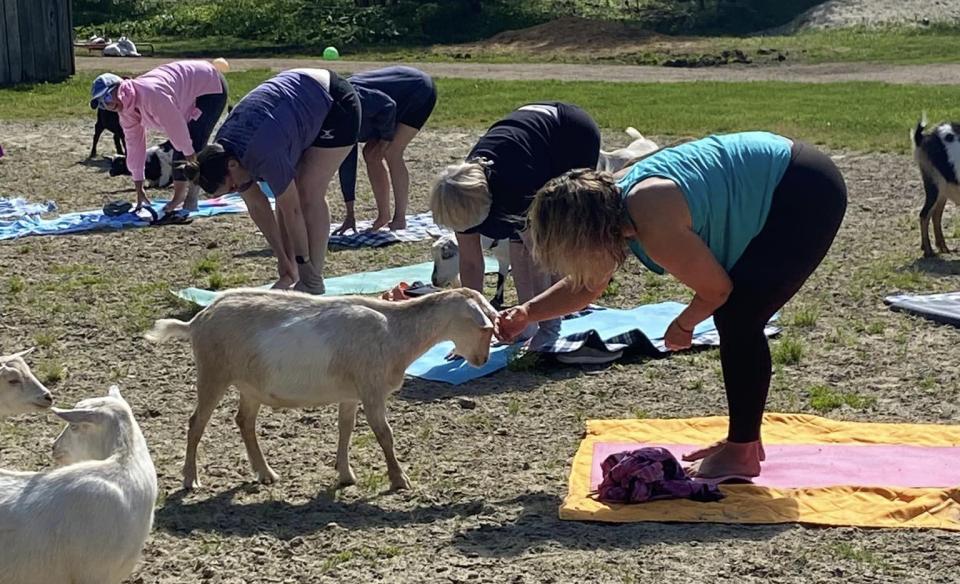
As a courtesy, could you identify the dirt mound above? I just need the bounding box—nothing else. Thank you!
[469,16,661,54]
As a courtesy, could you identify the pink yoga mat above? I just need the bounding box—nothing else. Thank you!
[591,442,960,489]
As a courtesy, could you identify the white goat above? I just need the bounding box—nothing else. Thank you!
[0,349,53,417]
[0,385,157,584]
[597,127,660,174]
[145,287,497,491]
[431,233,511,308]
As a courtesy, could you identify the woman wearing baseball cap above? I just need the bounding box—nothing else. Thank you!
[90,60,228,220]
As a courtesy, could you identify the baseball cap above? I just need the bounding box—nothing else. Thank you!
[90,73,123,110]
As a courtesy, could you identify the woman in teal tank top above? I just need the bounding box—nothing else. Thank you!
[497,132,847,479]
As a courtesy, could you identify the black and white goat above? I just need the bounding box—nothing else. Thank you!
[913,115,960,257]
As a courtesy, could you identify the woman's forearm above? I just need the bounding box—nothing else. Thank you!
[676,293,727,331]
[243,192,286,262]
[524,277,606,323]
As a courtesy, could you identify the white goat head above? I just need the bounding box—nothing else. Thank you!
[52,385,130,466]
[597,127,660,174]
[447,289,498,367]
[0,348,53,417]
[431,233,462,287]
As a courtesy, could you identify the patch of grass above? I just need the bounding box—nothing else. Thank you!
[31,331,57,349]
[320,545,401,572]
[207,273,226,291]
[772,337,804,366]
[507,397,522,416]
[463,411,494,431]
[632,408,648,419]
[602,278,621,298]
[865,321,886,335]
[507,349,542,372]
[37,359,66,385]
[7,276,24,294]
[789,306,818,328]
[808,384,876,413]
[829,542,885,567]
[352,432,375,449]
[357,471,387,494]
[191,254,221,277]
[5,74,960,153]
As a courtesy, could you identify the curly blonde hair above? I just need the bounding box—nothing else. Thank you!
[527,169,627,289]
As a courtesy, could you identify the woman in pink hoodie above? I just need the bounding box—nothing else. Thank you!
[90,60,228,218]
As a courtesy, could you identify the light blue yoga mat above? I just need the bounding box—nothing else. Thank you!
[0,192,257,241]
[405,302,779,385]
[175,256,501,306]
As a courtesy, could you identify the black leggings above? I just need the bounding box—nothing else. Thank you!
[713,141,846,443]
[172,72,229,182]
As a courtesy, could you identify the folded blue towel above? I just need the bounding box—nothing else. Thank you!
[0,196,57,221]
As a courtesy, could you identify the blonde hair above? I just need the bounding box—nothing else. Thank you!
[430,160,493,231]
[527,169,627,289]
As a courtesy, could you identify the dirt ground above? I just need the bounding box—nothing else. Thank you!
[3,120,960,583]
[75,55,960,86]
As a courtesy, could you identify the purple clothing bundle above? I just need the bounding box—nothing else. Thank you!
[597,447,724,504]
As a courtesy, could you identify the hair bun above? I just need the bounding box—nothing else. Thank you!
[182,160,201,182]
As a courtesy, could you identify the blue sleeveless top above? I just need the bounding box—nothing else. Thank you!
[617,131,792,275]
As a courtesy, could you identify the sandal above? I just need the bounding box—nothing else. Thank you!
[153,210,193,226]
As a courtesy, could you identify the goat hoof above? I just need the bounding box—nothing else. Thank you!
[338,470,357,486]
[258,469,280,485]
[923,248,937,258]
[182,477,201,490]
[389,474,412,491]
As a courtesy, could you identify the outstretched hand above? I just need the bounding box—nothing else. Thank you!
[496,306,530,342]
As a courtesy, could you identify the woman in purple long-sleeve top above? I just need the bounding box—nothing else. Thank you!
[184,68,360,294]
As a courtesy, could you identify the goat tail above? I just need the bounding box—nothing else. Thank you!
[144,319,191,342]
[625,127,643,140]
[913,112,928,148]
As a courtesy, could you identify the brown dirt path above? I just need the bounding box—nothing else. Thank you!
[76,56,960,85]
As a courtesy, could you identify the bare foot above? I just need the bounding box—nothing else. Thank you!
[272,275,296,290]
[388,218,407,231]
[684,440,762,478]
[366,215,390,232]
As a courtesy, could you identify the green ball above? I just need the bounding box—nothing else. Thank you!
[323,46,340,60]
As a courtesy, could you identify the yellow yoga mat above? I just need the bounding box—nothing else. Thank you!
[561,413,960,530]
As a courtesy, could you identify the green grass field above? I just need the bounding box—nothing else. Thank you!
[5,71,959,153]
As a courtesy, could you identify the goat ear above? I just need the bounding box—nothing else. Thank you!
[3,347,35,362]
[107,385,123,399]
[468,300,494,330]
[51,407,102,425]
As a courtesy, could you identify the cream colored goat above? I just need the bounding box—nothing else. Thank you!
[0,349,53,417]
[146,287,497,491]
[0,386,157,584]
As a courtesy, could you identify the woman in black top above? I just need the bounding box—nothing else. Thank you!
[430,102,600,348]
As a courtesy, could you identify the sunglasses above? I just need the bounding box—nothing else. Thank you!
[98,90,115,109]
